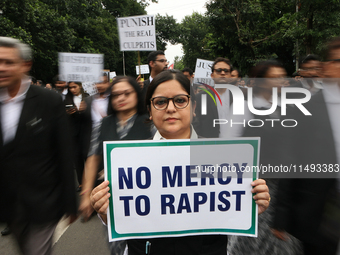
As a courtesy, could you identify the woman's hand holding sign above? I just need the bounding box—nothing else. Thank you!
[251,179,270,215]
[90,179,271,225]
[90,180,111,224]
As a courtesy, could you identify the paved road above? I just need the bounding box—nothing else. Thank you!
[0,215,111,255]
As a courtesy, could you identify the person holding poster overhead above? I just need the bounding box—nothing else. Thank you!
[90,70,270,255]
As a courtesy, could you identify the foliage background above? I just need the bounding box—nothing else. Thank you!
[1,0,340,81]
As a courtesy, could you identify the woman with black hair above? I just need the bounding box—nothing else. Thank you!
[79,76,151,222]
[90,70,270,255]
[64,81,89,191]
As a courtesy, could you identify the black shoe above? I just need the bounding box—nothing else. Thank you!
[1,227,11,236]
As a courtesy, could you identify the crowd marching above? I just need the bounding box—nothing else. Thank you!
[1,35,340,255]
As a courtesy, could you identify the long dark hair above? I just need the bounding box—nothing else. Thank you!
[145,69,196,111]
[64,81,88,105]
[108,76,144,115]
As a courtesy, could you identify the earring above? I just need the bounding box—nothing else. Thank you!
[149,116,152,120]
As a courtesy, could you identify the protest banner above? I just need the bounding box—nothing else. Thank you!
[117,15,156,51]
[104,138,259,242]
[82,82,97,96]
[135,64,150,75]
[110,72,117,82]
[58,52,104,83]
[194,58,214,86]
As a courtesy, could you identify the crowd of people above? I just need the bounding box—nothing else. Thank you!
[1,34,340,255]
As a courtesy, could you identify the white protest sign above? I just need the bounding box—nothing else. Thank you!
[82,82,97,96]
[117,15,156,51]
[136,64,150,75]
[104,138,259,241]
[194,58,214,86]
[110,72,117,81]
[58,52,104,83]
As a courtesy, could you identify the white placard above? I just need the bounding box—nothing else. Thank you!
[110,72,117,81]
[104,138,259,242]
[58,52,104,83]
[194,58,214,86]
[117,15,156,51]
[136,64,150,75]
[82,82,98,96]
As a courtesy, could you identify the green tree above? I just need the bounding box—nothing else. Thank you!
[173,56,184,70]
[205,0,340,74]
[177,12,214,70]
[0,0,77,81]
[288,0,340,57]
[155,14,181,51]
[0,0,164,81]
[206,0,296,74]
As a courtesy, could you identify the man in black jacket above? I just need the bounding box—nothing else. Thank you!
[272,37,340,255]
[0,37,77,254]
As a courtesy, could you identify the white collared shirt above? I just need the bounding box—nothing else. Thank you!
[91,93,110,127]
[0,77,31,144]
[73,94,82,110]
[153,126,198,140]
[61,88,68,100]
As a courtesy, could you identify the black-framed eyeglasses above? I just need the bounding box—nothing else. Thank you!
[155,59,168,63]
[112,90,135,99]
[213,68,231,74]
[150,94,190,110]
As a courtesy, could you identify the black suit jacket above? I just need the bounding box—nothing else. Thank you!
[0,85,77,223]
[141,79,151,113]
[273,91,339,245]
[142,79,150,95]
[64,92,89,138]
[96,114,151,156]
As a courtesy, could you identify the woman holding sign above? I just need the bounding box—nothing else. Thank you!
[90,70,270,255]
